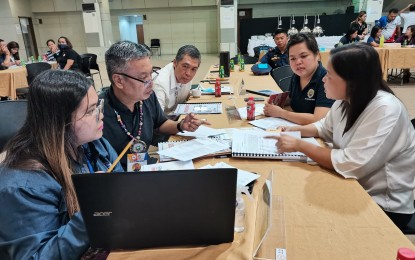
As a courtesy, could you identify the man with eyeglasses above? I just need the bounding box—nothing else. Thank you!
[99,41,209,169]
[153,45,201,115]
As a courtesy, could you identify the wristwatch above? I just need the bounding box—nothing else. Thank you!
[177,119,184,133]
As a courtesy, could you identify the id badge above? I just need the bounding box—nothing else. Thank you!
[127,153,149,172]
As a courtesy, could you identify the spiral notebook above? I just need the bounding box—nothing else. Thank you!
[174,102,222,115]
[231,130,308,161]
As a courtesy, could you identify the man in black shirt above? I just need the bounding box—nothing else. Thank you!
[259,29,289,69]
[100,41,208,168]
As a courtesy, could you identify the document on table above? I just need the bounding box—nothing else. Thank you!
[199,162,260,187]
[157,138,230,161]
[237,104,265,119]
[177,125,226,138]
[249,117,298,130]
[141,160,194,171]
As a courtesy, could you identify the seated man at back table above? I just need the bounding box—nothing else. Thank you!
[153,45,201,115]
[99,41,208,169]
[258,28,289,69]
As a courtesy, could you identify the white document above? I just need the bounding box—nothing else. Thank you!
[237,104,265,120]
[177,125,226,138]
[249,117,298,130]
[141,160,194,171]
[157,138,230,161]
[199,162,260,187]
[231,130,306,160]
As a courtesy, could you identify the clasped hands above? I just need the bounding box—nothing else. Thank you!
[181,113,211,132]
[263,102,284,117]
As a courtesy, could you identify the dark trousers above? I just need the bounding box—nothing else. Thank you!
[384,210,413,230]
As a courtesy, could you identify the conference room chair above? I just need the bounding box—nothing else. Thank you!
[271,65,293,86]
[253,45,271,59]
[231,55,258,65]
[150,39,161,56]
[278,76,292,92]
[16,62,52,99]
[80,53,103,88]
[0,100,27,152]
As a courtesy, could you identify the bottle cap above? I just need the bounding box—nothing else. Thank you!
[397,248,415,260]
[249,96,254,100]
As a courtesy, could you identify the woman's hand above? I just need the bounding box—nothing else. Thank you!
[264,102,285,118]
[265,135,301,153]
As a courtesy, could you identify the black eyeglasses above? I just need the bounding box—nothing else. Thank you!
[114,69,159,88]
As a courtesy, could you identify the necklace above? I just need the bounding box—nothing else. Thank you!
[114,101,147,153]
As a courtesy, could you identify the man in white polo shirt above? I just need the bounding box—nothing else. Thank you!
[153,45,201,115]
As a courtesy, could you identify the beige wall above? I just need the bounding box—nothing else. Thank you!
[111,6,218,55]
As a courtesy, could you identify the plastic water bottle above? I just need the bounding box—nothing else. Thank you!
[247,97,255,121]
[21,60,26,67]
[234,192,245,232]
[230,59,234,72]
[239,59,245,72]
[219,65,225,79]
[38,55,42,62]
[31,56,35,63]
[380,35,385,48]
[397,248,415,259]
[215,78,221,97]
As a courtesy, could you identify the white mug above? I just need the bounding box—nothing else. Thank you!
[191,88,201,98]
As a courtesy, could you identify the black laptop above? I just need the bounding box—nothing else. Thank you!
[72,168,237,250]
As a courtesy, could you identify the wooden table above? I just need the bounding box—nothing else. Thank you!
[108,66,415,260]
[0,67,28,100]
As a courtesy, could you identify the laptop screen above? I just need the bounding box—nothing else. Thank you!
[72,168,237,250]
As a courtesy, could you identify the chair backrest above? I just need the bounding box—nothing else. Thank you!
[81,53,99,71]
[0,100,28,152]
[80,56,92,76]
[231,55,258,65]
[253,45,271,59]
[412,118,415,129]
[151,39,160,47]
[278,76,292,92]
[26,62,52,85]
[271,65,293,85]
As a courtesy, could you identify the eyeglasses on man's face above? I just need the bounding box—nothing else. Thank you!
[115,69,159,88]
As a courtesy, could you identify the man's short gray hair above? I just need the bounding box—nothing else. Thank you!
[105,41,151,84]
[175,45,201,65]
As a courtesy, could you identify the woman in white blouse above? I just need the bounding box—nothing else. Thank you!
[268,43,415,230]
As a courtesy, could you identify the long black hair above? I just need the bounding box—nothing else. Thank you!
[3,70,93,216]
[329,43,394,134]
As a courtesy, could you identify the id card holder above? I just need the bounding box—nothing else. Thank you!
[127,153,149,172]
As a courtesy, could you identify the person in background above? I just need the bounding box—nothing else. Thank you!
[100,41,209,169]
[336,26,360,47]
[376,8,401,42]
[7,41,21,66]
[0,39,11,68]
[56,36,82,71]
[45,39,60,61]
[267,43,415,231]
[350,11,368,40]
[399,4,415,33]
[367,26,382,47]
[153,45,201,115]
[396,25,415,83]
[0,69,123,258]
[263,33,334,125]
[258,28,289,69]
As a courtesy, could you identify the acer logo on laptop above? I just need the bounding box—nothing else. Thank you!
[93,212,112,217]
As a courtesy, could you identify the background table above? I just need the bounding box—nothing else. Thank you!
[0,67,28,100]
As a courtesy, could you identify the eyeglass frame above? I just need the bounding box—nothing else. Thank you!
[86,98,104,123]
[114,69,159,88]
